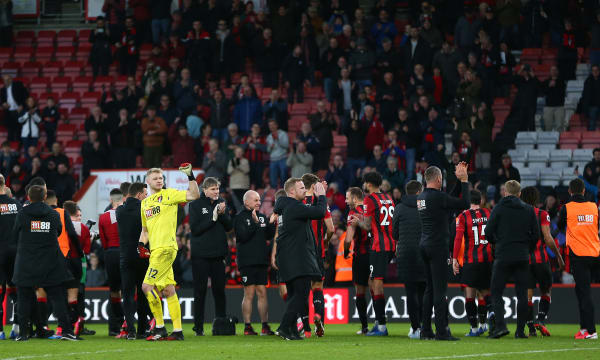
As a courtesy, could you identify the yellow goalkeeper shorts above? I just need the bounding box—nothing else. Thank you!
[144,247,177,291]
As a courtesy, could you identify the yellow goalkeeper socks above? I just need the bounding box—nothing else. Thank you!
[146,289,165,328]
[166,294,182,331]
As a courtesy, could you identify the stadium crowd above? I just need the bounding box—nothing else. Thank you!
[1,1,600,288]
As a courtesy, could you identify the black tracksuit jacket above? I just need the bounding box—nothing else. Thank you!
[188,193,232,259]
[116,197,143,261]
[233,208,275,269]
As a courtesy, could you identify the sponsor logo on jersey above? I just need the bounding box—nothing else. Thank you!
[30,221,51,232]
[202,207,209,214]
[145,206,161,219]
[0,203,18,215]
[417,199,426,210]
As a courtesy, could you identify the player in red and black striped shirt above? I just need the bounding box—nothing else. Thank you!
[452,190,492,337]
[355,172,395,336]
[301,174,334,337]
[344,187,370,334]
[520,187,565,337]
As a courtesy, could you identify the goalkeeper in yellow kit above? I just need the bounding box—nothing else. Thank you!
[138,165,200,341]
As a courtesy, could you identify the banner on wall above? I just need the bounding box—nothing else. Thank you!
[13,0,39,18]
[4,286,593,324]
[90,169,202,214]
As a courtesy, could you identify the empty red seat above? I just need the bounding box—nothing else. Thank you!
[57,123,77,137]
[30,77,50,91]
[0,47,12,62]
[0,62,19,76]
[39,92,59,103]
[72,76,93,92]
[93,76,112,91]
[40,61,61,78]
[69,108,89,121]
[15,31,35,46]
[64,61,85,77]
[78,29,92,43]
[50,76,71,93]
[21,62,42,78]
[289,103,311,115]
[13,47,33,62]
[520,48,542,65]
[35,46,54,62]
[55,46,74,62]
[81,91,101,107]
[75,43,91,62]
[57,30,76,46]
[581,132,600,147]
[37,30,56,47]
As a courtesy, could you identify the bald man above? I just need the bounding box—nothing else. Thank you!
[233,190,276,336]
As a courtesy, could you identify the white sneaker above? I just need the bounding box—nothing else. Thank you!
[408,327,414,337]
[586,332,598,339]
[408,328,421,339]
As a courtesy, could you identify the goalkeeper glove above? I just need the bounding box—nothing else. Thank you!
[179,162,195,181]
[137,242,150,259]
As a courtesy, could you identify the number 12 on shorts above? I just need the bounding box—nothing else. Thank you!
[147,268,158,279]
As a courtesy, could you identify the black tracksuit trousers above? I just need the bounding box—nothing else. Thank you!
[18,285,72,336]
[121,257,151,335]
[420,246,450,336]
[571,254,599,333]
[192,257,226,329]
[280,276,311,332]
[491,260,529,333]
[405,281,426,331]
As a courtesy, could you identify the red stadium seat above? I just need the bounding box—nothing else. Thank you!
[75,43,92,62]
[59,92,80,111]
[1,62,20,77]
[581,132,600,148]
[50,76,72,93]
[114,75,128,89]
[55,46,74,62]
[81,91,101,108]
[69,108,89,121]
[30,77,50,92]
[21,61,42,78]
[64,61,85,77]
[72,76,93,93]
[78,29,92,43]
[520,48,541,65]
[57,30,76,46]
[92,76,112,91]
[41,61,62,78]
[289,103,311,115]
[0,47,12,62]
[13,47,33,63]
[38,92,59,103]
[57,124,77,140]
[15,31,35,46]
[35,46,54,63]
[37,30,57,47]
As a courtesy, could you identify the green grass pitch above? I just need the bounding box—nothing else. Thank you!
[1,324,599,360]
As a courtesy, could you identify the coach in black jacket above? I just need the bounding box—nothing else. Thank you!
[116,182,151,338]
[417,164,470,340]
[486,180,539,339]
[0,175,20,334]
[234,190,276,334]
[188,177,232,335]
[12,185,76,340]
[273,177,327,340]
[393,180,426,337]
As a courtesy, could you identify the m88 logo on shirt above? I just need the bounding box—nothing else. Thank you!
[145,206,161,219]
[577,214,595,223]
[30,221,50,232]
[0,203,18,214]
[309,289,349,324]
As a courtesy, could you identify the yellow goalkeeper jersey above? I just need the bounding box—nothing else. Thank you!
[141,188,187,251]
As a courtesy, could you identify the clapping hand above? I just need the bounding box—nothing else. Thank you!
[251,209,259,223]
[217,202,226,214]
[314,182,326,196]
[455,161,468,182]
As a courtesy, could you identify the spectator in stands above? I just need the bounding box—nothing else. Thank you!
[1,74,28,142]
[282,45,310,104]
[376,37,401,78]
[89,17,112,77]
[140,105,167,168]
[266,119,288,188]
[513,64,539,131]
[335,68,357,124]
[495,0,522,48]
[81,129,109,179]
[156,94,178,127]
[109,108,137,168]
[541,66,567,131]
[234,86,262,135]
[6,163,24,188]
[583,148,600,187]
[497,42,516,97]
[149,70,173,106]
[0,141,17,176]
[421,17,442,51]
[254,28,280,89]
[471,103,494,171]
[41,97,59,148]
[86,253,106,287]
[46,142,69,168]
[344,114,368,175]
[558,18,578,81]
[129,0,151,43]
[240,123,266,189]
[102,0,125,43]
[403,26,430,74]
[591,11,600,66]
[582,65,600,131]
[117,16,139,76]
[287,141,313,179]
[18,97,41,150]
[493,153,521,189]
[55,163,76,205]
[185,20,211,86]
[24,156,41,185]
[173,68,199,115]
[295,122,320,160]
[383,156,405,192]
[367,144,387,174]
[202,138,227,182]
[85,106,109,146]
[263,89,289,132]
[0,0,13,47]
[456,69,482,113]
[227,146,250,209]
[223,123,243,161]
[123,76,144,113]
[371,9,397,49]
[298,25,319,84]
[383,129,405,162]
[150,0,172,44]
[376,72,403,130]
[397,108,420,180]
[168,119,196,167]
[208,89,231,143]
[454,7,479,52]
[363,105,385,154]
[321,37,345,102]
[325,154,352,193]
[310,101,337,171]
[213,19,236,87]
[349,39,375,89]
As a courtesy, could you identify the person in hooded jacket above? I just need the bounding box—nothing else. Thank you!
[486,180,540,339]
[273,177,327,340]
[393,180,426,339]
[188,177,232,336]
[12,185,79,341]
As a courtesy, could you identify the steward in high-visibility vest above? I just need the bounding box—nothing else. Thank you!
[335,232,352,282]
